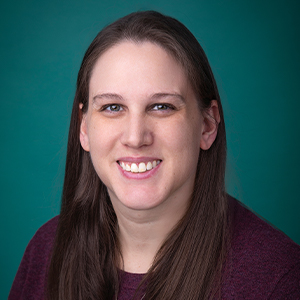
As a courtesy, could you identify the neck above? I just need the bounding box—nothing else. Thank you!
[116,200,188,274]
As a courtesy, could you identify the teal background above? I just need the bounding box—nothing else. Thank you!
[1,0,299,297]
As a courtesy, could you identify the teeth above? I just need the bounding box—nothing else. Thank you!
[131,163,139,173]
[138,162,146,172]
[119,160,161,173]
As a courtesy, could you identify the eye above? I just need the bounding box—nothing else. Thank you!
[152,103,175,111]
[102,104,123,112]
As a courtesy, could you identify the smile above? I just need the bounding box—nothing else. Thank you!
[118,160,161,173]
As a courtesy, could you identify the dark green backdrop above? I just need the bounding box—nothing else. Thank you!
[1,0,299,297]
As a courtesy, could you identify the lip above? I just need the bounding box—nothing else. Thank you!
[117,156,161,164]
[116,157,162,180]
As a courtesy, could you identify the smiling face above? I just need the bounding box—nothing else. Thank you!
[80,41,208,218]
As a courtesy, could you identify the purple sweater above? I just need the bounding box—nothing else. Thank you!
[9,198,300,299]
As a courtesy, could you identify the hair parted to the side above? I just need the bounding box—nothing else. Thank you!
[47,11,228,300]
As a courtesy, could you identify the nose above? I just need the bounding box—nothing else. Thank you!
[120,113,153,148]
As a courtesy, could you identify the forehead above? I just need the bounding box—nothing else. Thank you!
[89,41,191,98]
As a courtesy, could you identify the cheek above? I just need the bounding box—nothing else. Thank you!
[88,118,117,148]
[163,119,202,162]
[87,125,116,172]
[87,129,113,187]
[168,115,202,147]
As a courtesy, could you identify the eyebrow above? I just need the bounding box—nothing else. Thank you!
[93,93,124,102]
[93,92,185,103]
[150,93,185,103]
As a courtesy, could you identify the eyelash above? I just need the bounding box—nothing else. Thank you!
[101,104,123,112]
[100,103,177,113]
[151,103,176,111]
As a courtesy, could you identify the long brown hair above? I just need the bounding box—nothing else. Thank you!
[47,11,228,299]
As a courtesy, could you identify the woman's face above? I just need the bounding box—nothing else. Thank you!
[80,41,207,216]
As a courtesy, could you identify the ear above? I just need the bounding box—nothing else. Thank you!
[200,100,220,150]
[79,103,90,152]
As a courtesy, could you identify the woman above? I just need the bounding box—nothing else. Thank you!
[9,11,300,300]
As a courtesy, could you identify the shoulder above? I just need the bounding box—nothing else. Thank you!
[223,196,300,299]
[229,196,300,265]
[29,216,59,248]
[22,216,59,265]
[9,216,59,300]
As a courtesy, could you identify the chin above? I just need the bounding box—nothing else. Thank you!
[111,189,165,211]
[123,196,162,210]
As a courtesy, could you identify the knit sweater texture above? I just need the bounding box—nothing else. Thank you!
[9,197,300,299]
